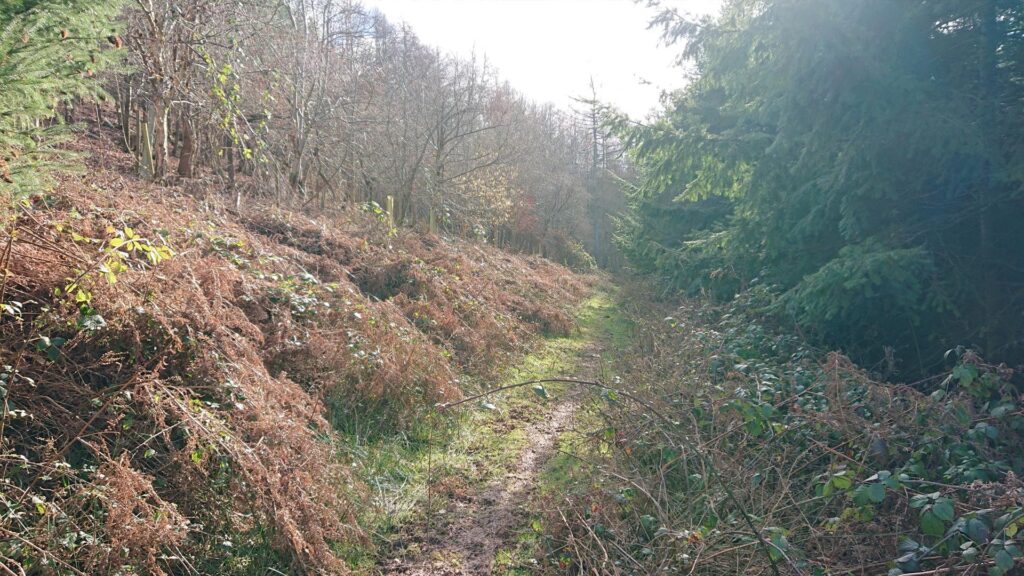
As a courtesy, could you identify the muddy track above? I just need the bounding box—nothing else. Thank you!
[384,345,603,575]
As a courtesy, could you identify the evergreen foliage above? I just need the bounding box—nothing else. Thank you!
[0,0,120,205]
[614,0,1024,375]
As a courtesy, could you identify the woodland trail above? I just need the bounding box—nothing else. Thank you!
[382,295,618,575]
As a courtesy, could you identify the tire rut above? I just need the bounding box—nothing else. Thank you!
[384,345,603,575]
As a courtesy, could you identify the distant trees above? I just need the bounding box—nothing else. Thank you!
[0,0,625,262]
[615,0,1024,374]
[99,0,620,266]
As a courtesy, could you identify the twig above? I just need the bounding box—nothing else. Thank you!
[437,377,675,426]
[0,528,87,576]
[897,562,994,576]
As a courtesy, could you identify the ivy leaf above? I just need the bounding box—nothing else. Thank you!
[991,403,1014,419]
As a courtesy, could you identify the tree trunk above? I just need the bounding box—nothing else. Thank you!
[177,117,195,178]
[226,135,238,208]
[151,96,168,179]
[139,103,155,179]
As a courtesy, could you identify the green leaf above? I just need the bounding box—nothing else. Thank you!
[898,538,921,553]
[962,546,979,563]
[994,550,1014,572]
[991,403,1014,419]
[921,510,945,537]
[952,364,978,387]
[532,384,548,399]
[1005,520,1018,538]
[640,514,657,536]
[831,473,853,490]
[966,518,990,543]
[32,496,46,515]
[852,485,871,506]
[867,482,886,503]
[909,494,931,509]
[933,499,955,522]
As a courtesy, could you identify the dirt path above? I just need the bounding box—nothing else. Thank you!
[384,343,604,576]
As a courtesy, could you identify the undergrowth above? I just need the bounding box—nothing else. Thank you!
[537,283,1024,575]
[0,127,593,575]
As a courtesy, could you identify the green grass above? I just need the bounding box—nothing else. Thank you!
[490,290,634,574]
[574,289,634,350]
[339,290,630,572]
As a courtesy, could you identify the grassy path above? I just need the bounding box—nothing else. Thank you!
[359,290,630,575]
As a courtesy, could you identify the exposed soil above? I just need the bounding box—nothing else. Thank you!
[383,345,603,575]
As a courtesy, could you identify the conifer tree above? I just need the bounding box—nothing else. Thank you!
[614,0,1024,374]
[0,0,120,206]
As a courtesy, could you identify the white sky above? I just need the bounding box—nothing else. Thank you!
[365,0,722,119]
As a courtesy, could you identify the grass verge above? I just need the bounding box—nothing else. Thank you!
[343,289,631,572]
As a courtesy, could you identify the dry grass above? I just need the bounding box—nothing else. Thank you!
[0,126,593,575]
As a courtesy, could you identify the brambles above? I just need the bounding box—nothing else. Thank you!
[540,284,1023,575]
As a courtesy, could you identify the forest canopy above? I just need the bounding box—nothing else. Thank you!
[614,0,1024,377]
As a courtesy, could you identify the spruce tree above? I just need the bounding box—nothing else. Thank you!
[614,0,1024,374]
[0,0,121,207]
